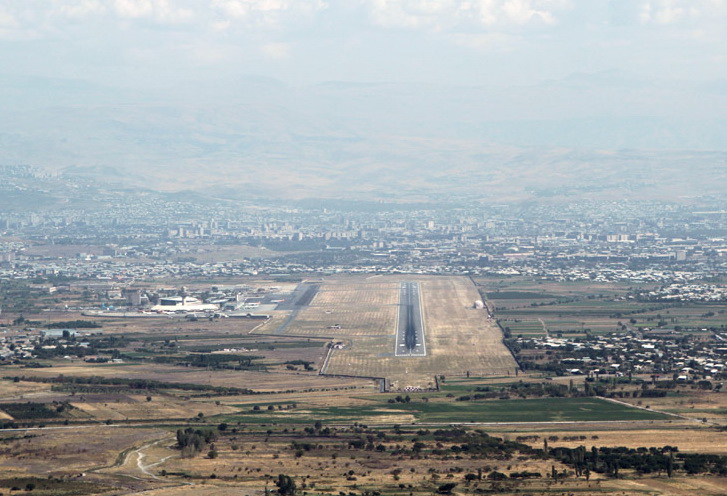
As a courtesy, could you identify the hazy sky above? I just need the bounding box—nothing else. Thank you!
[1,0,726,87]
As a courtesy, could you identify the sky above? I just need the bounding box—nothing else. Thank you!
[1,0,726,88]
[1,1,726,197]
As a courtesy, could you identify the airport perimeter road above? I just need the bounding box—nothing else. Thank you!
[395,282,426,357]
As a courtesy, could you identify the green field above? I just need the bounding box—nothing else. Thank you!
[500,319,547,336]
[220,397,669,424]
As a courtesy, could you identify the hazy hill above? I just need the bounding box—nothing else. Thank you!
[2,72,726,202]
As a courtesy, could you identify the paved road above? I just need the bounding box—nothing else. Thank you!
[395,282,426,357]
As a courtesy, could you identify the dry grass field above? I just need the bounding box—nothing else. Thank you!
[510,426,727,454]
[0,425,168,477]
[92,314,266,336]
[278,281,400,337]
[74,422,727,496]
[6,362,372,393]
[0,377,53,401]
[263,276,518,389]
[612,387,727,423]
[69,393,238,421]
[154,429,573,494]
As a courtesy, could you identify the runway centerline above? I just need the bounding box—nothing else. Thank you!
[395,281,426,357]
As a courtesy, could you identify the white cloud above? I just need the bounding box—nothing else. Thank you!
[112,0,193,23]
[213,0,253,19]
[113,0,153,19]
[0,0,723,37]
[0,5,44,40]
[639,0,727,24]
[0,0,725,86]
[501,0,557,24]
[367,0,454,29]
[0,0,196,32]
[0,8,18,28]
[212,0,328,29]
[365,0,570,30]
[261,41,291,58]
[59,0,106,19]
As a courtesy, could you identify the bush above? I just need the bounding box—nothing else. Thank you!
[437,483,457,494]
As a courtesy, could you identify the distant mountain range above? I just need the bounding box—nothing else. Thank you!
[2,72,726,202]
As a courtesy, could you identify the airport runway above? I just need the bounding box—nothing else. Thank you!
[395,282,426,357]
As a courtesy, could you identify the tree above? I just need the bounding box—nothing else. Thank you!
[437,483,457,494]
[275,474,296,496]
[176,427,217,458]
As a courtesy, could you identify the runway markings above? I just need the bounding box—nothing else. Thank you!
[395,282,426,357]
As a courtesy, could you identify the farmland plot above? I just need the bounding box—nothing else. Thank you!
[10,362,371,394]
